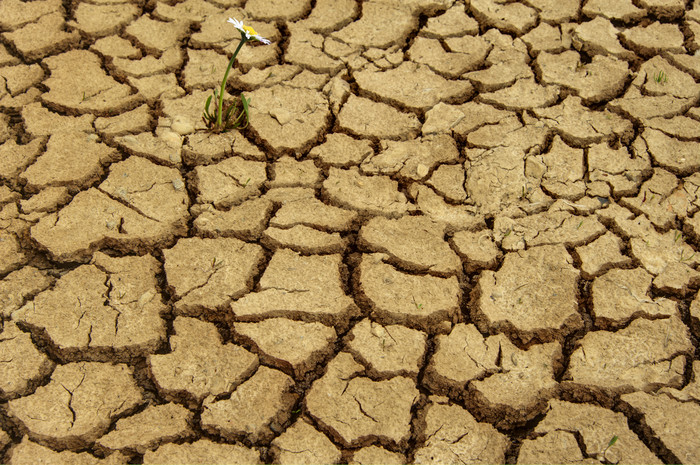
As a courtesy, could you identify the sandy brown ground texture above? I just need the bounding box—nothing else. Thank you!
[1,0,700,463]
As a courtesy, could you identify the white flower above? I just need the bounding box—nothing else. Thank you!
[227,18,271,44]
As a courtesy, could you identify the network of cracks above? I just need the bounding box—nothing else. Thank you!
[1,0,700,463]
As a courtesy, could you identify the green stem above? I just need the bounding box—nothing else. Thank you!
[217,33,247,128]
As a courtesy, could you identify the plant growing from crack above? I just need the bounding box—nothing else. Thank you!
[600,435,619,463]
[652,69,668,85]
[202,18,270,133]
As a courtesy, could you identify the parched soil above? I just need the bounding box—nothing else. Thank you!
[2,0,700,463]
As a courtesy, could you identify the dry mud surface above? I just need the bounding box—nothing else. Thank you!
[1,0,700,463]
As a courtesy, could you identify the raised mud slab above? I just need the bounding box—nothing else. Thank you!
[1,0,700,463]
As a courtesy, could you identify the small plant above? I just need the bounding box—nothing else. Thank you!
[203,18,270,133]
[412,296,423,311]
[653,69,668,84]
[601,435,619,463]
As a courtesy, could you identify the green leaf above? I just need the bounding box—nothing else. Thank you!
[608,435,618,448]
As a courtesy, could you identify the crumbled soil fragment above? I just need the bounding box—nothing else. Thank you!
[0,0,62,31]
[422,3,479,38]
[470,0,537,35]
[451,229,501,272]
[164,237,264,316]
[7,362,143,449]
[619,168,680,229]
[71,3,139,38]
[465,146,551,216]
[2,13,80,61]
[619,215,700,277]
[194,198,273,240]
[357,253,460,331]
[308,133,373,167]
[409,183,483,232]
[149,317,258,403]
[91,35,141,59]
[270,418,341,465]
[474,244,582,343]
[642,128,700,176]
[537,51,630,104]
[361,134,459,182]
[0,137,45,182]
[332,1,416,48]
[414,398,508,464]
[591,268,678,328]
[323,167,413,218]
[32,156,188,262]
[269,156,321,188]
[116,132,182,167]
[525,0,579,23]
[423,101,512,137]
[21,103,94,137]
[517,430,597,464]
[184,131,265,165]
[234,318,336,378]
[408,36,491,79]
[306,352,419,447]
[298,0,356,33]
[566,316,692,392]
[97,403,193,454]
[201,366,296,443]
[479,79,560,111]
[572,16,635,60]
[346,318,427,378]
[192,156,267,208]
[533,96,633,147]
[575,232,632,278]
[0,321,54,400]
[355,62,472,112]
[338,95,421,141]
[15,253,166,359]
[285,24,343,74]
[8,437,129,465]
[247,85,330,155]
[262,225,347,254]
[0,232,25,276]
[537,135,586,199]
[621,22,685,57]
[587,140,651,197]
[532,400,662,464]
[124,17,189,55]
[359,216,461,275]
[426,324,562,426]
[0,266,52,319]
[582,0,645,22]
[154,0,222,22]
[621,391,700,464]
[270,198,358,232]
[143,439,261,465]
[494,209,606,251]
[42,50,140,115]
[21,132,118,193]
[95,105,152,138]
[231,248,359,326]
[0,64,42,97]
[427,164,467,202]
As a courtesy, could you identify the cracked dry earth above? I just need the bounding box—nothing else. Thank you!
[2,0,700,464]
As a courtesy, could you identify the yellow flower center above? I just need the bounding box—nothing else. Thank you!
[243,25,257,36]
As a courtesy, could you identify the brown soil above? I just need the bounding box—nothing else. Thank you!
[1,0,700,463]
